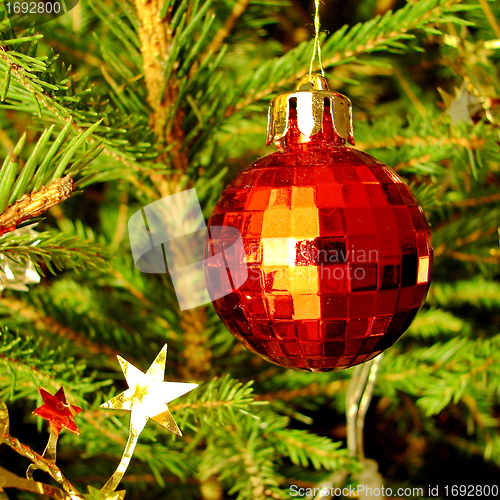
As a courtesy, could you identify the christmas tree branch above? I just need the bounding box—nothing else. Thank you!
[133,0,172,134]
[203,0,251,62]
[80,411,128,447]
[0,230,110,272]
[0,41,87,120]
[0,176,74,234]
[133,0,188,174]
[169,375,257,416]
[47,39,109,71]
[0,39,148,179]
[441,433,488,457]
[393,153,432,172]
[431,207,500,251]
[238,447,270,500]
[461,393,491,438]
[271,429,350,470]
[448,193,500,207]
[255,379,346,402]
[179,309,212,379]
[407,308,468,338]
[0,297,117,358]
[429,278,500,309]
[107,269,181,348]
[169,398,246,412]
[355,133,485,151]
[101,0,217,376]
[442,250,500,264]
[0,355,72,401]
[477,0,500,39]
[0,329,107,403]
[379,334,500,420]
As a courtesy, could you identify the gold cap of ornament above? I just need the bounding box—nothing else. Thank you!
[266,73,355,146]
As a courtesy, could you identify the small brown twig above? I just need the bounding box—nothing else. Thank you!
[0,175,74,235]
[203,0,251,63]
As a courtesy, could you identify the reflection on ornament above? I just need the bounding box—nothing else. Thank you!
[0,224,41,292]
[205,74,433,372]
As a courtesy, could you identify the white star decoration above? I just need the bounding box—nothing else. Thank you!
[100,344,198,436]
[100,344,197,492]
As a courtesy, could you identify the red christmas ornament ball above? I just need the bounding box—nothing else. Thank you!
[204,75,433,372]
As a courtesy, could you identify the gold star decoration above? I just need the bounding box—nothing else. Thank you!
[99,345,198,492]
[100,344,198,436]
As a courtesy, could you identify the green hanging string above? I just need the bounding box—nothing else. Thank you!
[309,0,325,80]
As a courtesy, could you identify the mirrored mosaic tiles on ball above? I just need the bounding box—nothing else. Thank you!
[204,75,433,372]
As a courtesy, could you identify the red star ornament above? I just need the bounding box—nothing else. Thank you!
[33,387,82,436]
